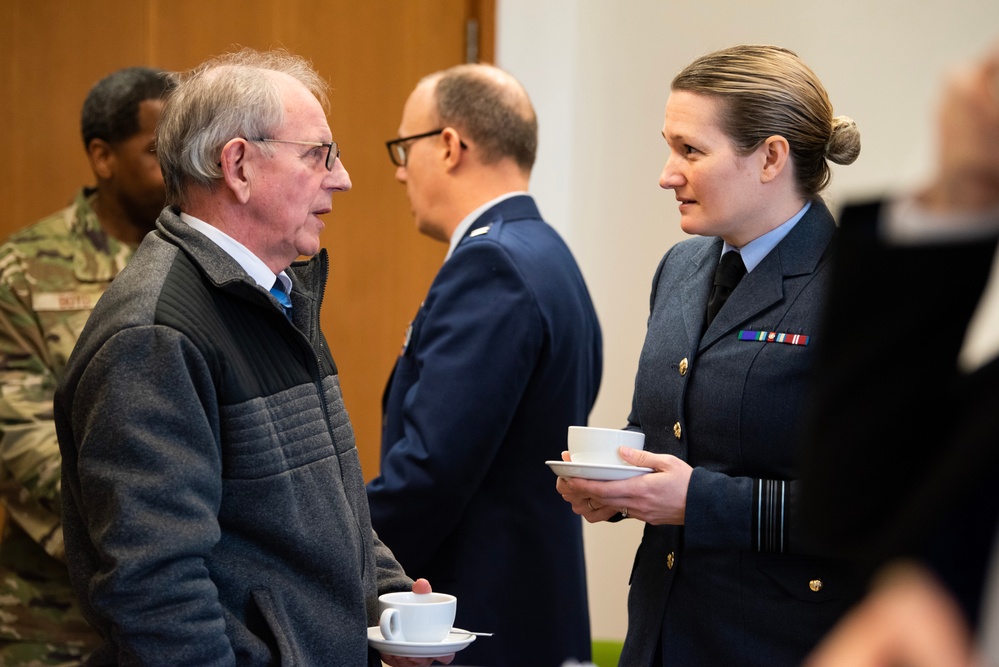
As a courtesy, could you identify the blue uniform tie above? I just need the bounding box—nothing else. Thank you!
[270,279,293,320]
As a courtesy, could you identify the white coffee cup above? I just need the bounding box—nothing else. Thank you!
[567,426,646,466]
[378,591,456,643]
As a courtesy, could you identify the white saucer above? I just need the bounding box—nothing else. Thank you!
[546,460,654,481]
[367,626,476,657]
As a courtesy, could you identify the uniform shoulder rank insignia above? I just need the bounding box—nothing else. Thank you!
[469,225,491,238]
[738,329,810,346]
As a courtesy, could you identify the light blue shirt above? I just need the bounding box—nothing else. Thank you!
[722,201,812,272]
[180,213,291,293]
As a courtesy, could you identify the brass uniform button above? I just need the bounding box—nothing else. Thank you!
[667,552,675,569]
[673,422,682,440]
[809,579,823,592]
[678,358,688,376]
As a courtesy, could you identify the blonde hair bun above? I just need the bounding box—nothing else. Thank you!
[827,116,861,165]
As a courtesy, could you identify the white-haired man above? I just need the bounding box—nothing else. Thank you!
[55,49,452,667]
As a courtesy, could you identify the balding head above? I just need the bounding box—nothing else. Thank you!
[423,64,538,174]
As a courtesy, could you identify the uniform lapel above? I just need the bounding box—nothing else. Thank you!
[698,200,836,350]
[681,238,723,344]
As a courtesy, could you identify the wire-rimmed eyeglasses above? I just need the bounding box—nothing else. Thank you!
[385,129,467,167]
[252,138,340,171]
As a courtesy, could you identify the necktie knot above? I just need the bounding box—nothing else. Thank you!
[705,250,747,327]
[269,279,293,319]
[714,250,747,289]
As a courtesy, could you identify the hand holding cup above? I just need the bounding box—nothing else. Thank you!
[567,426,646,466]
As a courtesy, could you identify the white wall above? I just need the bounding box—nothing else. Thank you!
[495,0,999,641]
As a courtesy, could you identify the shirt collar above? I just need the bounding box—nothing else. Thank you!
[445,191,529,262]
[179,213,290,291]
[722,201,811,273]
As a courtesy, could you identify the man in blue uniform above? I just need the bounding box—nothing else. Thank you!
[368,64,603,667]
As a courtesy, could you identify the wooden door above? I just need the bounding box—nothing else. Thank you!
[0,0,494,480]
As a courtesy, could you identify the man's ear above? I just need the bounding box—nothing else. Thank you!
[440,127,465,171]
[760,135,790,183]
[219,138,251,203]
[87,139,115,181]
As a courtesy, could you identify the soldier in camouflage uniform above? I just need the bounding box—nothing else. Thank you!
[0,67,174,666]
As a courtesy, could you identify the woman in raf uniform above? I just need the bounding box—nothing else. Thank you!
[557,44,862,666]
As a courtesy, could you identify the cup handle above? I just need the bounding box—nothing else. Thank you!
[380,608,402,641]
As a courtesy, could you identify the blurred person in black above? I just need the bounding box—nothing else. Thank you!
[802,43,999,667]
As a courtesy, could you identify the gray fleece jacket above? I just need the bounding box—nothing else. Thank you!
[55,208,411,666]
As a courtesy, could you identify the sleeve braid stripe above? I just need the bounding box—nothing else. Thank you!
[753,478,787,553]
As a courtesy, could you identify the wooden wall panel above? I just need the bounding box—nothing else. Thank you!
[0,0,151,233]
[148,0,284,71]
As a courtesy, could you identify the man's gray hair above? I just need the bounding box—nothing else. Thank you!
[156,48,329,207]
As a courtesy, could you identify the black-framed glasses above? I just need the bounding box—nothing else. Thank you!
[385,129,467,167]
[252,138,340,171]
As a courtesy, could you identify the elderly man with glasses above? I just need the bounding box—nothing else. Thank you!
[368,63,602,667]
[54,49,453,667]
